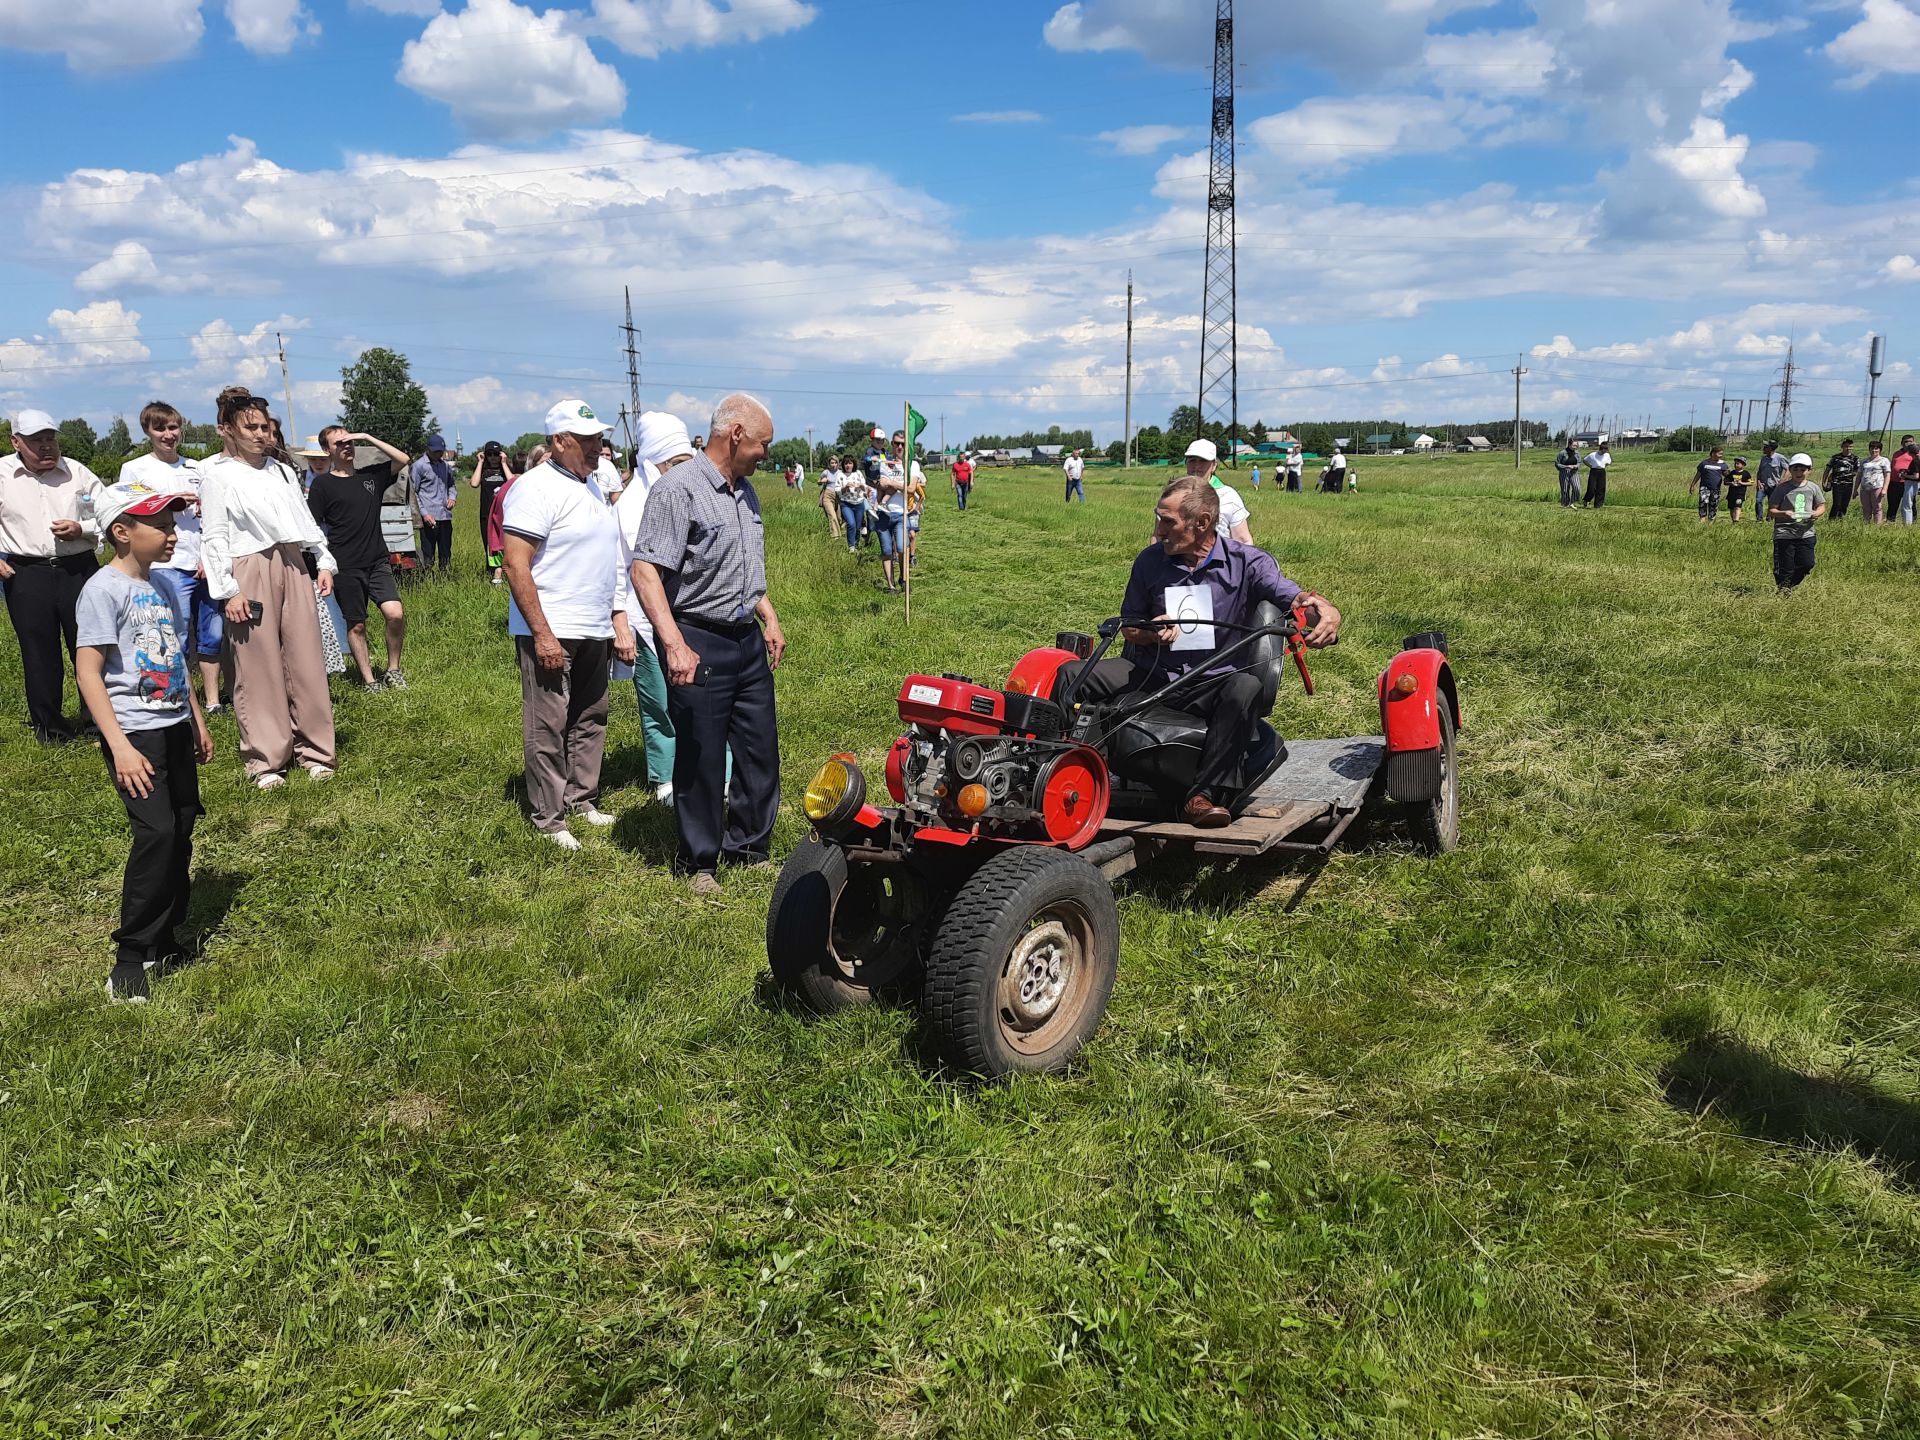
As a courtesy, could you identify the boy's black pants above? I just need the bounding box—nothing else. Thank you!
[102,721,202,967]
[1773,535,1816,591]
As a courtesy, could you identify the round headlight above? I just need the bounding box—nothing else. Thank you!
[802,754,867,830]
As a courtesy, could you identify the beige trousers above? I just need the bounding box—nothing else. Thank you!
[230,544,337,778]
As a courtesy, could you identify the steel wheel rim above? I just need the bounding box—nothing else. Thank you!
[829,871,919,989]
[1433,726,1458,844]
[997,902,1095,1055]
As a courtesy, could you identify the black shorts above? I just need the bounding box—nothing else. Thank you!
[334,562,400,623]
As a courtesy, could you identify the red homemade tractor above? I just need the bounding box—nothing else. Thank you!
[768,607,1459,1077]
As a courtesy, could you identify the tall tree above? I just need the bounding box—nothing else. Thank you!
[57,418,97,464]
[340,347,436,455]
[834,417,878,454]
[97,416,133,462]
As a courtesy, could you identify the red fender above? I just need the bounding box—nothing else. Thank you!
[1006,646,1081,701]
[1378,647,1461,753]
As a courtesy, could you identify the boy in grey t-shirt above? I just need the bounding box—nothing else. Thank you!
[1767,453,1826,594]
[74,479,213,1002]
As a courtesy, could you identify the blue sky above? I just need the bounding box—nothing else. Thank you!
[2,0,1916,448]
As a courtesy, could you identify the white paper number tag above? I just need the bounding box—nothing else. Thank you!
[907,682,944,704]
[1164,584,1215,651]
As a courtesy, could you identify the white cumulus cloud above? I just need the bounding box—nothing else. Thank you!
[398,0,627,139]
[1826,0,1920,81]
[1096,124,1197,155]
[587,0,814,57]
[0,0,203,68]
[1887,255,1920,282]
[226,0,319,53]
[75,241,160,293]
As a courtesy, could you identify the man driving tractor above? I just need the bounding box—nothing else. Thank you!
[1070,477,1342,828]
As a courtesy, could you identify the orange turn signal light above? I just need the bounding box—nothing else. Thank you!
[1392,673,1419,696]
[1008,675,1030,694]
[956,783,989,817]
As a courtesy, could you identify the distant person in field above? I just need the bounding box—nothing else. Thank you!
[123,401,223,715]
[791,455,804,492]
[409,435,457,573]
[468,440,515,583]
[501,400,622,851]
[1691,445,1730,523]
[1895,436,1919,525]
[1063,448,1086,504]
[1724,455,1753,523]
[1756,439,1786,498]
[1768,452,1826,594]
[1286,443,1304,491]
[951,450,974,510]
[817,454,845,537]
[75,478,212,1003]
[1184,438,1254,543]
[1581,442,1612,508]
[306,425,414,691]
[1821,438,1860,521]
[1859,441,1891,525]
[1554,440,1580,507]
[837,455,869,554]
[1249,460,1261,490]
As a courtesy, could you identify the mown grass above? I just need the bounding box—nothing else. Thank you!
[2,451,1918,1438]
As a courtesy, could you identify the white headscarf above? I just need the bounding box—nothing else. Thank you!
[635,411,694,488]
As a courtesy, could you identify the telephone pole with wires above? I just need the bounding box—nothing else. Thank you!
[620,285,642,453]
[1195,0,1237,464]
[276,331,297,450]
[1511,356,1526,469]
[1124,270,1135,469]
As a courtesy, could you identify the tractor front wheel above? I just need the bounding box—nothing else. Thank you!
[767,836,926,1013]
[1405,703,1460,853]
[922,848,1120,1077]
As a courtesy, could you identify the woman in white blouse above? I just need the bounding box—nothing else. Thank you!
[199,387,339,788]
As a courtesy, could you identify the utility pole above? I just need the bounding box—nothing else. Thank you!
[1511,355,1526,469]
[620,283,642,428]
[1124,269,1135,469]
[1776,339,1796,436]
[1689,403,1695,450]
[275,331,297,450]
[1196,0,1237,466]
[806,426,814,467]
[1884,395,1900,444]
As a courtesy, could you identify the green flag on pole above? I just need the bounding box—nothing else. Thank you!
[906,405,928,455]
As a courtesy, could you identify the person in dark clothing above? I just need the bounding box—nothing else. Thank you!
[469,440,515,583]
[1724,455,1753,523]
[1581,443,1612,507]
[1769,453,1826,593]
[1554,442,1580,507]
[1691,446,1730,523]
[306,426,412,690]
[1822,439,1860,521]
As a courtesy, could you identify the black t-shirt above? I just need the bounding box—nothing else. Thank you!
[1825,452,1860,486]
[1695,460,1729,488]
[308,462,395,570]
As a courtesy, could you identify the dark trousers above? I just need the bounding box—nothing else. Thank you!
[1286,471,1302,492]
[1584,469,1608,507]
[103,720,202,969]
[1557,467,1580,506]
[1828,482,1853,520]
[1774,536,1815,590]
[664,619,780,874]
[516,635,611,832]
[418,518,453,570]
[955,482,971,510]
[3,552,97,733]
[1072,658,1263,803]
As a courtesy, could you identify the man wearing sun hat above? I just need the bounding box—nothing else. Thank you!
[501,399,623,851]
[1183,437,1254,544]
[1,407,110,743]
[74,473,211,1002]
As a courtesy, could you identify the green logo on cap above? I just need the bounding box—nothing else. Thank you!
[578,404,595,419]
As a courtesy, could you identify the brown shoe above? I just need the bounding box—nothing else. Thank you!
[1181,793,1231,828]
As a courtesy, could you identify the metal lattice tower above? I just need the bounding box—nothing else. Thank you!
[1197,0,1236,457]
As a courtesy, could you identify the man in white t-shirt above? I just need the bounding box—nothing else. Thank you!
[502,399,623,850]
[1183,438,1253,543]
[122,400,223,715]
[1286,444,1304,491]
[1063,449,1086,503]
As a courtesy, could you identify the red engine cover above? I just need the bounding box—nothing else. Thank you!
[897,675,1007,735]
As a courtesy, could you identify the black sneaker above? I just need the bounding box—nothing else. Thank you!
[145,948,193,979]
[105,964,151,1003]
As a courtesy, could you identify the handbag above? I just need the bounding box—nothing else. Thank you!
[315,587,346,675]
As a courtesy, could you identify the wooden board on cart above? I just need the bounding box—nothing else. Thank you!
[1093,736,1387,857]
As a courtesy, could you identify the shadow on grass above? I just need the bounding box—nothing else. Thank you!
[1124,845,1330,915]
[1661,1032,1920,1190]
[186,868,250,952]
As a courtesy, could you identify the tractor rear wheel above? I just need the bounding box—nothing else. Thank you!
[1404,704,1460,853]
[767,836,926,1013]
[922,848,1119,1077]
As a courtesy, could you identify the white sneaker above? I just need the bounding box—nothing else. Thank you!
[654,782,674,808]
[306,764,335,781]
[544,829,583,851]
[255,772,286,790]
[575,806,616,827]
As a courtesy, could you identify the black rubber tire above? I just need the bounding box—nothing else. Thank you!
[922,847,1120,1078]
[766,836,923,1014]
[1405,703,1460,854]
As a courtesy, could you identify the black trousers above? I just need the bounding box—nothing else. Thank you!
[1072,658,1263,803]
[664,619,780,874]
[418,519,453,570]
[1774,536,1815,590]
[1828,482,1853,520]
[102,721,202,969]
[1584,469,1608,507]
[3,552,97,733]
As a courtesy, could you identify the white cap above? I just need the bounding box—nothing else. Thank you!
[14,408,55,436]
[1184,438,1217,462]
[543,399,611,437]
[1788,452,1813,468]
[870,427,887,443]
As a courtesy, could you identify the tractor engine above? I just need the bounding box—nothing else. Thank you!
[884,673,1109,850]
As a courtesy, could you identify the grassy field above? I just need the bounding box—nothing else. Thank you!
[3,450,1919,1438]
